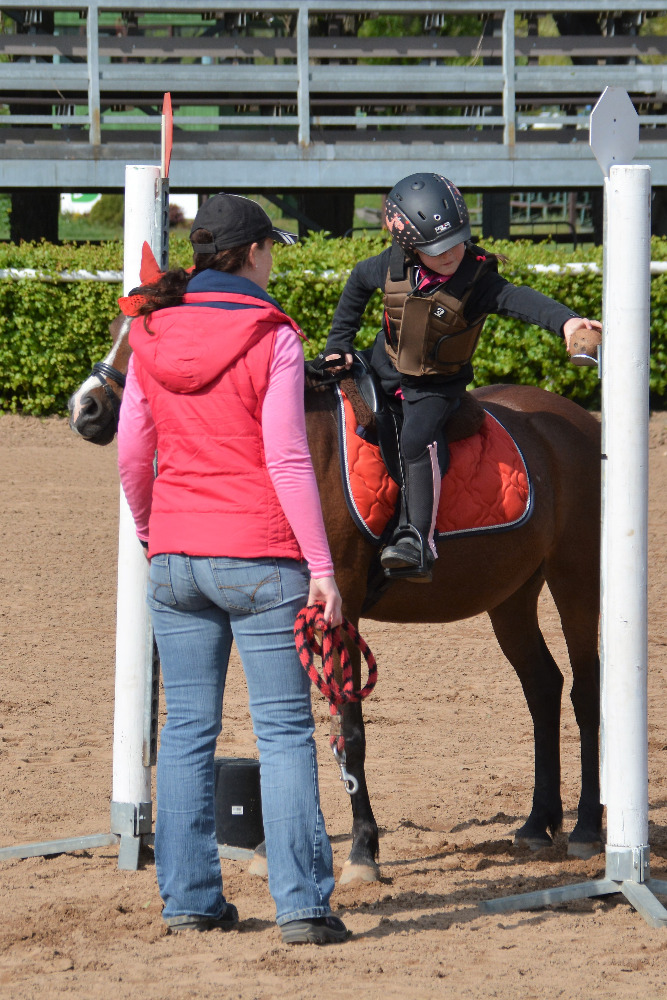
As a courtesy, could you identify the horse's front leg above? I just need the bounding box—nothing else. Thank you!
[247,696,380,883]
[338,699,380,883]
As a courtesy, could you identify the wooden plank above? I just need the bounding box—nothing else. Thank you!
[0,35,294,59]
[515,35,667,58]
[0,33,665,61]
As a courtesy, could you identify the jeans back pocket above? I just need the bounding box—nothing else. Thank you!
[148,553,178,608]
[209,558,282,614]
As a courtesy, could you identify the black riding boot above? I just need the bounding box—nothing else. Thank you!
[380,445,440,583]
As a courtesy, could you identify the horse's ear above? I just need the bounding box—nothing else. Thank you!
[139,242,163,284]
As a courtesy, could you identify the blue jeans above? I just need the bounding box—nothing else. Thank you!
[147,554,335,926]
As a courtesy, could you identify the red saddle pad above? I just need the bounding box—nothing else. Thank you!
[337,388,531,543]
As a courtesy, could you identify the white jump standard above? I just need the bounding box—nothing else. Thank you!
[483,88,667,928]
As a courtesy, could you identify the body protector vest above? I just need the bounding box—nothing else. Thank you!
[383,243,498,377]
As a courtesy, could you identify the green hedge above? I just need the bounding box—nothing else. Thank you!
[1,234,666,415]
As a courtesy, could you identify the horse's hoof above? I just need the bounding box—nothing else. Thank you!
[248,852,268,877]
[339,859,380,884]
[514,833,553,852]
[567,840,603,860]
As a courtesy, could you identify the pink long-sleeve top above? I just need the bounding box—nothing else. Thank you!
[117,323,334,578]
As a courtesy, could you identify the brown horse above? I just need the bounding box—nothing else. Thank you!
[68,317,603,882]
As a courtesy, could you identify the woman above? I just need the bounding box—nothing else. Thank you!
[316,172,602,582]
[117,192,350,945]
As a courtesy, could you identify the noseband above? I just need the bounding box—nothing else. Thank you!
[90,361,126,424]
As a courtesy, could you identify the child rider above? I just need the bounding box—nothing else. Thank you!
[317,173,602,582]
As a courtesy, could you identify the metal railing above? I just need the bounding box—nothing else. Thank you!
[0,1,664,148]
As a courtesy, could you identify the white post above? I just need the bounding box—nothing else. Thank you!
[481,97,667,926]
[110,164,167,869]
[601,164,652,879]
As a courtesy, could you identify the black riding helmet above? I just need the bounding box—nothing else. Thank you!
[384,173,471,256]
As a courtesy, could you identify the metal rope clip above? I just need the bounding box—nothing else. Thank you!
[331,743,359,796]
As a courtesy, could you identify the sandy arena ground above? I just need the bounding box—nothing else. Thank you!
[1,409,667,1000]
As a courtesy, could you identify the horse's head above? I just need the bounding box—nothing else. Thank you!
[68,313,131,445]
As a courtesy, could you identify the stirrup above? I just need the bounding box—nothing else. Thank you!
[380,527,434,583]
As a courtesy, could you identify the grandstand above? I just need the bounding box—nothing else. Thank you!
[1,1,665,241]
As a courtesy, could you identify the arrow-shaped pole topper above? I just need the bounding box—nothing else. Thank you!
[161,92,173,180]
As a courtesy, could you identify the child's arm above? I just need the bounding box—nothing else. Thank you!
[473,270,600,348]
[324,248,391,360]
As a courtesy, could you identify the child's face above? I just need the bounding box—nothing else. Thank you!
[416,241,465,276]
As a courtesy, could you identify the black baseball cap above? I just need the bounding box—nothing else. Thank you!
[189,193,297,253]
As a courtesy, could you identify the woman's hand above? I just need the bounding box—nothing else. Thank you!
[308,575,343,628]
[562,317,602,355]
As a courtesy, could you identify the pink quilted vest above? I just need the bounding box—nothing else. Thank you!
[129,285,304,561]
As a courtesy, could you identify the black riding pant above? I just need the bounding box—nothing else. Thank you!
[399,385,461,475]
[368,334,469,476]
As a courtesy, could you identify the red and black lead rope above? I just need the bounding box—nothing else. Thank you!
[294,603,378,795]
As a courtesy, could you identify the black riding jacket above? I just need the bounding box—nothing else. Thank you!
[325,244,580,394]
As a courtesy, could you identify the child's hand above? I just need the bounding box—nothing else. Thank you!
[562,317,602,355]
[324,352,354,373]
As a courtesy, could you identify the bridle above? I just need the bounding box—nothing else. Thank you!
[90,360,127,425]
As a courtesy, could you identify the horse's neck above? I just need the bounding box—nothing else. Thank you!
[304,390,338,473]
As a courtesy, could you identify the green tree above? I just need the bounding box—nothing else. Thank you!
[89,195,124,228]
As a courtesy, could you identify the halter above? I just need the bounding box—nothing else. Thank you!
[90,361,127,425]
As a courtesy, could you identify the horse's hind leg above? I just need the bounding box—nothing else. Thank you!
[488,570,565,847]
[545,565,602,858]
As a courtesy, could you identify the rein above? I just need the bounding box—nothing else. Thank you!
[294,603,377,795]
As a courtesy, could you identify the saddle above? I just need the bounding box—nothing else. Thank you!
[336,354,532,547]
[340,351,487,487]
